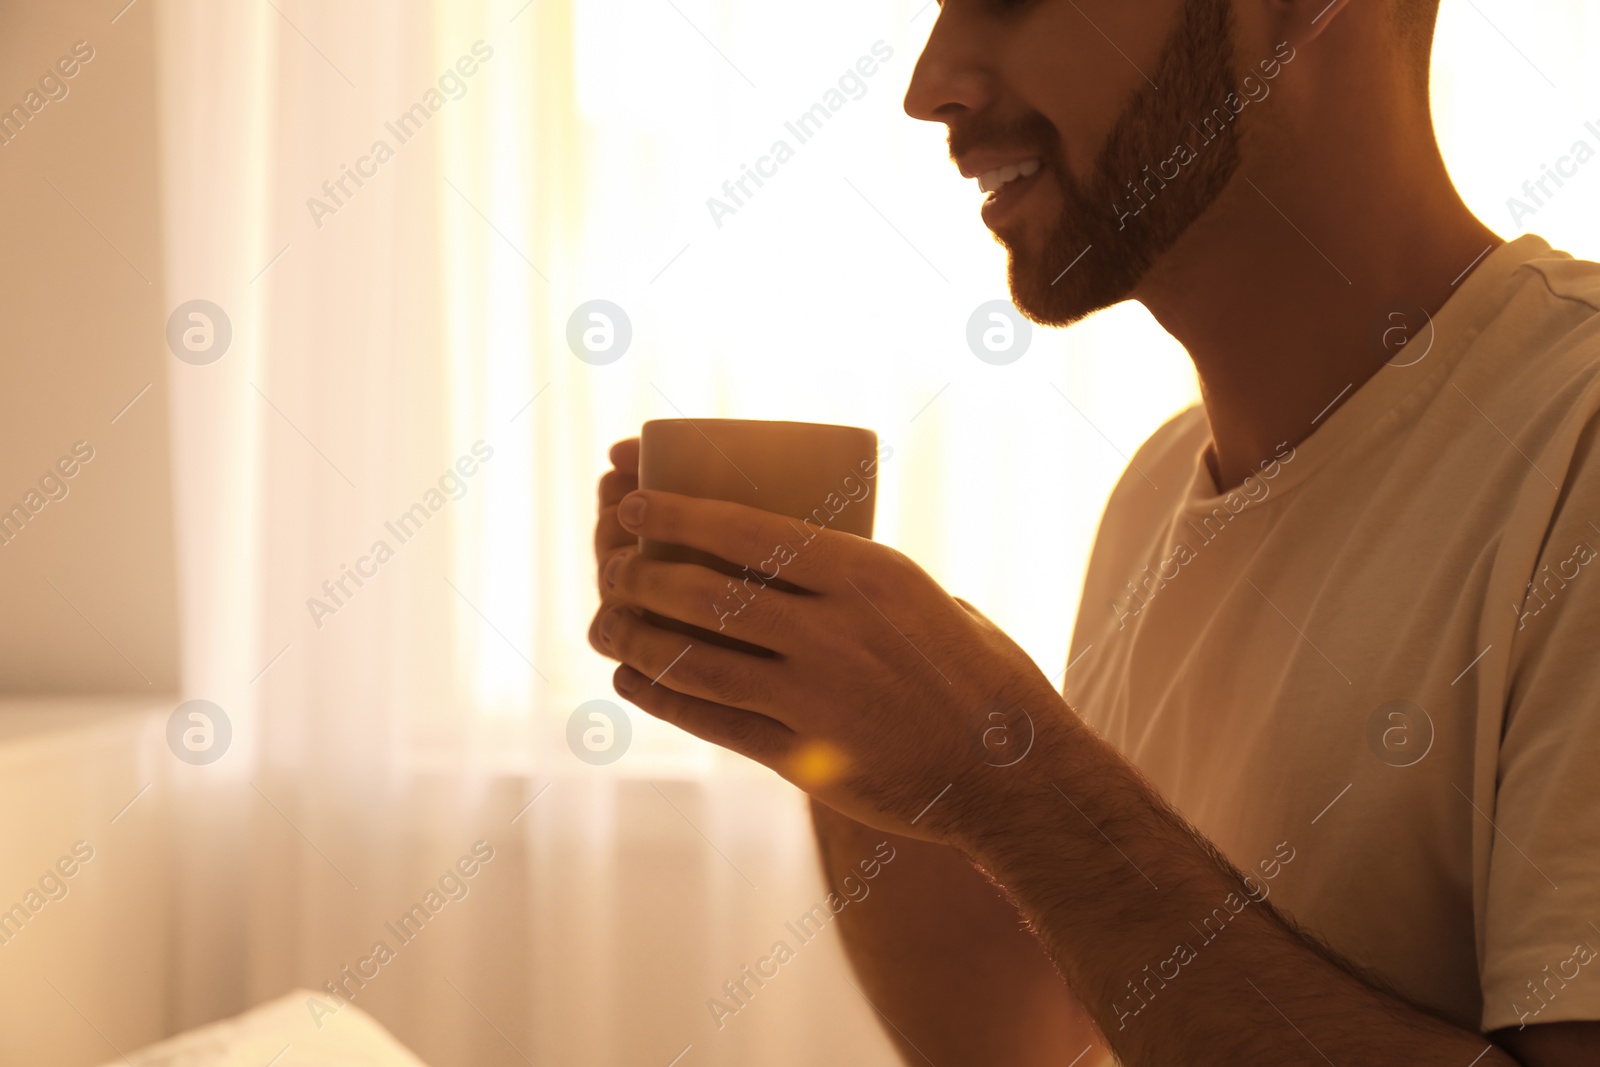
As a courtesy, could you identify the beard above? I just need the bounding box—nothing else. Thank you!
[968,0,1244,326]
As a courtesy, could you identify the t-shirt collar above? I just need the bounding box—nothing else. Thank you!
[1181,234,1555,515]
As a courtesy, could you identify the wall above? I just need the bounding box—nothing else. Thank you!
[0,0,179,693]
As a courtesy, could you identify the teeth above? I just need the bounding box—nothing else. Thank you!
[977,158,1041,194]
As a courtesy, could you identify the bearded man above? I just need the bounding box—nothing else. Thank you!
[590,2,1600,1063]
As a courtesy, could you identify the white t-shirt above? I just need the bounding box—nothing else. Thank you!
[1067,234,1600,1035]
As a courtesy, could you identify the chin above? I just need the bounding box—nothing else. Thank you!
[1002,233,1140,328]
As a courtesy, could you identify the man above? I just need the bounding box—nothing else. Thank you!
[590,0,1600,1063]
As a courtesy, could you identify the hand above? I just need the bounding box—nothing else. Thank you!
[588,437,639,660]
[593,488,1073,846]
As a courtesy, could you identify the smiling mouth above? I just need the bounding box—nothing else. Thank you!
[976,158,1042,197]
[977,158,1049,234]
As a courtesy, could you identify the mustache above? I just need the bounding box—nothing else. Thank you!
[948,111,1062,168]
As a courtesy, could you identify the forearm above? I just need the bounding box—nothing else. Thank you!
[957,714,1517,1067]
[810,798,1103,1067]
[599,484,1593,1065]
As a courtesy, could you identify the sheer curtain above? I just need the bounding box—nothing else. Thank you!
[153,1,953,1062]
[151,0,1599,1064]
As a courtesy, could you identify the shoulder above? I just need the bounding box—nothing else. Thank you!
[1076,403,1208,599]
[1483,244,1600,380]
[1132,403,1210,469]
[1068,404,1208,659]
[1459,243,1600,485]
[1518,246,1600,320]
[1512,248,1600,465]
[1475,250,1600,670]
[1102,403,1208,523]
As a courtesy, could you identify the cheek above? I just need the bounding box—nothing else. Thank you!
[1003,0,1185,184]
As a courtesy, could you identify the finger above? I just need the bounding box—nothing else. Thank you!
[614,665,796,766]
[598,466,638,506]
[608,437,640,472]
[595,474,641,574]
[596,465,640,559]
[596,605,789,720]
[594,440,642,570]
[602,547,800,651]
[595,503,636,566]
[587,604,637,661]
[594,511,634,598]
[614,490,853,593]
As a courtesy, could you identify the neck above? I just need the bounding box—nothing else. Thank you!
[1133,97,1501,491]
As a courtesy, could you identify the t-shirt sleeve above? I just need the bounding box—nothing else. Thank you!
[1479,413,1600,1032]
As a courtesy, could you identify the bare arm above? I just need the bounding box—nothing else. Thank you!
[810,798,1105,1066]
[593,490,1600,1066]
[958,713,1593,1067]
[590,439,1100,1065]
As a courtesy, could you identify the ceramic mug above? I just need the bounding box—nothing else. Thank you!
[637,418,884,654]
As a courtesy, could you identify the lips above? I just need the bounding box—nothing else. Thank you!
[978,162,1047,231]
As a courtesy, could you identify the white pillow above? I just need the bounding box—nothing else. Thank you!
[97,990,430,1067]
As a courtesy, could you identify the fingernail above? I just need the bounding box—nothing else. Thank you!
[599,609,622,645]
[617,493,646,531]
[603,552,625,590]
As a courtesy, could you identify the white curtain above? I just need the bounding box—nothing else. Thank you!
[150,0,1600,1064]
[154,1,928,1062]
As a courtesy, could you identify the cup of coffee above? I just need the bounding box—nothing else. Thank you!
[637,418,884,654]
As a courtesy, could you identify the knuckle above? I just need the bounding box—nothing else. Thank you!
[845,559,889,602]
[712,571,797,643]
[638,558,678,604]
[733,513,773,564]
[721,712,777,758]
[844,550,921,607]
[791,527,834,571]
[746,593,797,643]
[687,657,755,707]
[858,546,915,596]
[603,609,638,660]
[606,549,636,596]
[880,544,918,576]
[596,546,626,595]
